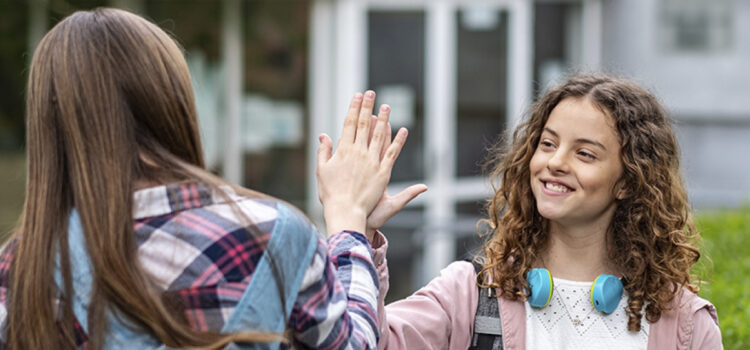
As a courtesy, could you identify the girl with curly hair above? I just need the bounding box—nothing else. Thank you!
[368,74,722,349]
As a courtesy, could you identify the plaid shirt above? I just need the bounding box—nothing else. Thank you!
[0,182,379,349]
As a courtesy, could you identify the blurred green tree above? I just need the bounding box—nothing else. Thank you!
[695,207,750,350]
[0,0,29,150]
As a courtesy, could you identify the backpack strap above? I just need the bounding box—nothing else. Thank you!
[467,260,504,350]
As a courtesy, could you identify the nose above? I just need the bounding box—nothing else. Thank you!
[547,149,569,174]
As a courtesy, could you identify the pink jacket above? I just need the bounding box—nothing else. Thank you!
[372,233,722,350]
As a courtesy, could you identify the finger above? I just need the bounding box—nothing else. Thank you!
[381,122,392,160]
[316,134,333,205]
[369,104,391,160]
[339,93,364,146]
[391,184,428,210]
[368,115,378,144]
[354,90,376,146]
[316,133,333,167]
[381,127,408,170]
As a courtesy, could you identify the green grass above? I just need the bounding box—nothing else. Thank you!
[695,207,750,350]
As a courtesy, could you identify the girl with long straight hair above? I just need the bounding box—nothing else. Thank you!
[0,8,423,349]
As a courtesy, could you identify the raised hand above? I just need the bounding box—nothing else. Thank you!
[362,115,427,239]
[365,184,428,240]
[316,91,407,239]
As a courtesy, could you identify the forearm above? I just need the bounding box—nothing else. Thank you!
[289,231,379,349]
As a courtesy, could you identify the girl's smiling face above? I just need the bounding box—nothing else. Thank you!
[529,97,624,227]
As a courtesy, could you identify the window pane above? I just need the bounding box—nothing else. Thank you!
[456,9,508,177]
[659,0,734,52]
[454,200,489,260]
[368,11,425,183]
[380,206,425,302]
[533,2,581,96]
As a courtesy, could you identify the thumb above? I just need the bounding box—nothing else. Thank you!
[391,184,428,210]
[317,133,333,166]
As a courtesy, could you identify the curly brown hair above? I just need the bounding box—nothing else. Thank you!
[480,74,701,332]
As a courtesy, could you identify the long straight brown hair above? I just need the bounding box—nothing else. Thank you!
[9,8,277,349]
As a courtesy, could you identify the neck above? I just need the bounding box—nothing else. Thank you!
[540,220,616,281]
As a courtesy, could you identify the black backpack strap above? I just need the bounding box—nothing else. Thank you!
[467,260,504,350]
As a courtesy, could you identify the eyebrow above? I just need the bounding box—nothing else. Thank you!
[542,127,608,151]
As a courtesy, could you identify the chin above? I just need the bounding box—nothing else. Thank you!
[536,203,565,221]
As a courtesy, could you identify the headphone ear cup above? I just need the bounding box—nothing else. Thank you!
[526,268,553,308]
[590,274,624,314]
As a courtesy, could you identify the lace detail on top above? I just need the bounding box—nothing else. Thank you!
[525,277,649,350]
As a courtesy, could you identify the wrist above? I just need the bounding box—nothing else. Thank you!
[323,205,367,237]
[365,227,377,242]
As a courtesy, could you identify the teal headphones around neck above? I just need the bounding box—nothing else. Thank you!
[525,268,624,314]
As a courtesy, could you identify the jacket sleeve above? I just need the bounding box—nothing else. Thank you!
[371,232,478,350]
[690,306,722,350]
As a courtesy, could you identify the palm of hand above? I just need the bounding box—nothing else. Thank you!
[316,91,426,240]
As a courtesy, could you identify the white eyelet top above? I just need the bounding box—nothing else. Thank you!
[525,277,649,350]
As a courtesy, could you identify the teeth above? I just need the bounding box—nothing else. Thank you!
[545,182,570,193]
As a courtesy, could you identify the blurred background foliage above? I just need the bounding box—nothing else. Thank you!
[0,1,28,151]
[0,154,24,239]
[695,208,750,350]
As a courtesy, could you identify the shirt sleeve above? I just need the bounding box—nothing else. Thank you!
[287,230,379,349]
[371,231,478,350]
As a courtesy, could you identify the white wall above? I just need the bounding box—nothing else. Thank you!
[601,0,750,119]
[601,0,750,208]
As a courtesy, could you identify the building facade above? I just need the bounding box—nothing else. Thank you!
[307,0,750,299]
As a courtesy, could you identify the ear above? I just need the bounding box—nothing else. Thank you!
[614,181,628,200]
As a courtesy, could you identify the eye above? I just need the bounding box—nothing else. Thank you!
[577,150,596,160]
[539,139,556,149]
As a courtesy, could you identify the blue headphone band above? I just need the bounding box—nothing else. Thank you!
[525,268,624,314]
